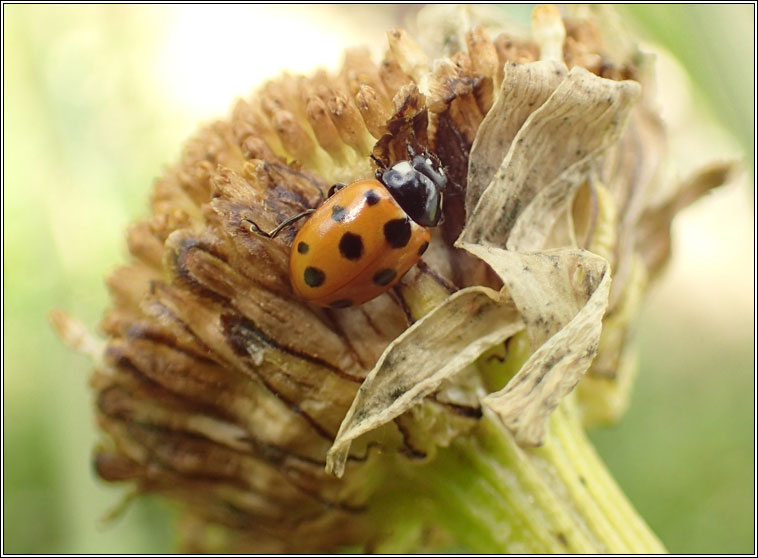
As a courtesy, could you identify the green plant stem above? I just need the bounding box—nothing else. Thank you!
[369,296,664,552]
[391,399,665,553]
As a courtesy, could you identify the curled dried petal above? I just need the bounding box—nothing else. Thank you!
[327,288,523,476]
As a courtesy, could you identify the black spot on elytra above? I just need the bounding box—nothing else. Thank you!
[331,205,346,222]
[383,218,411,248]
[365,190,381,206]
[303,267,325,287]
[297,241,309,254]
[418,241,429,255]
[329,298,353,308]
[373,268,397,286]
[339,232,364,260]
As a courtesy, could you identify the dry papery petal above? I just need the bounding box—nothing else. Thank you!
[327,35,641,472]
[471,246,610,446]
[327,288,523,476]
[636,161,738,278]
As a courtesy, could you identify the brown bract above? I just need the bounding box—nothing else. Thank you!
[53,5,734,552]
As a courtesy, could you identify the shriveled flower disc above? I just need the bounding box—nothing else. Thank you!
[53,5,734,553]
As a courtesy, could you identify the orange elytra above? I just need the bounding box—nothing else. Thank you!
[249,148,447,308]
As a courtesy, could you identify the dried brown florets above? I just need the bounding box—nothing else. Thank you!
[52,5,734,553]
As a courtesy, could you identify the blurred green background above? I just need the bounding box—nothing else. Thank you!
[3,5,754,554]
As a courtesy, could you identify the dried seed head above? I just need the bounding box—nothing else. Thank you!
[54,5,734,552]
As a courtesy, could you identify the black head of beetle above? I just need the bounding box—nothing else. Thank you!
[377,149,448,228]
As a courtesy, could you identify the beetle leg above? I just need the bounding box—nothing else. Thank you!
[244,209,315,239]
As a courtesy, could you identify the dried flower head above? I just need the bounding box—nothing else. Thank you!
[53,5,734,553]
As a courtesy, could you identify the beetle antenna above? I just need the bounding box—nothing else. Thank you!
[244,209,315,239]
[370,153,386,170]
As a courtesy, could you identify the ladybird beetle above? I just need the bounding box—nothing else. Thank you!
[247,148,447,308]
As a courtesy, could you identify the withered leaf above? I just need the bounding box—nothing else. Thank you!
[462,66,640,250]
[328,61,642,471]
[466,60,568,210]
[636,160,737,278]
[463,244,611,445]
[458,64,638,445]
[326,288,523,477]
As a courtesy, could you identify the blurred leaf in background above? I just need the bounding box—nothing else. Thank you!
[2,4,754,554]
[592,5,755,554]
[3,5,186,553]
[622,4,754,176]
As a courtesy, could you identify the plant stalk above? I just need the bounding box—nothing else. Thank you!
[370,334,666,553]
